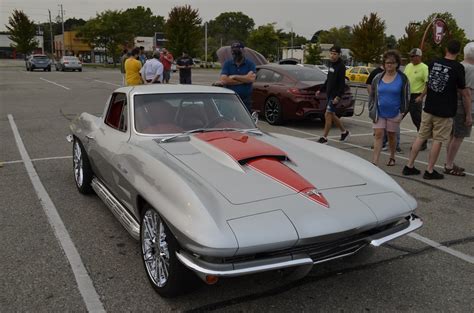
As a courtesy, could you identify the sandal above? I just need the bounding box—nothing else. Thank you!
[453,164,465,172]
[444,166,466,176]
[386,158,396,166]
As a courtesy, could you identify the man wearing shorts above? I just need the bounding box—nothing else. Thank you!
[444,42,474,176]
[403,40,471,179]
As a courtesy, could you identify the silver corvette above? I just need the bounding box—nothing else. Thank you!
[69,84,422,297]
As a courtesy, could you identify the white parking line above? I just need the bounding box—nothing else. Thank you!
[279,126,473,177]
[39,77,70,90]
[93,79,121,87]
[8,115,105,313]
[1,156,72,165]
[409,233,474,264]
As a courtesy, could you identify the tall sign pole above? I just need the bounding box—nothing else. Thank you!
[48,10,54,55]
[205,22,208,67]
[59,4,65,56]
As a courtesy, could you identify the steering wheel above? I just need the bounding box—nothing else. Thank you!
[204,116,231,128]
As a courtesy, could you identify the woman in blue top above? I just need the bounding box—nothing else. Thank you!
[368,50,410,166]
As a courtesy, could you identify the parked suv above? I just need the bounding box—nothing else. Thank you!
[25,54,52,71]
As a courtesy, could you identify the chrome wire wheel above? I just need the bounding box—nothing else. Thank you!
[142,210,170,288]
[73,141,83,187]
[264,96,282,125]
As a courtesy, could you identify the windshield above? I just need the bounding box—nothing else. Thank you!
[134,93,256,135]
[285,67,327,82]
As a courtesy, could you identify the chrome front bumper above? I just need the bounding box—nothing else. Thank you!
[176,214,423,277]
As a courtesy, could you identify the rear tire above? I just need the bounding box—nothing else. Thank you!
[140,206,198,297]
[264,96,284,125]
[72,138,94,194]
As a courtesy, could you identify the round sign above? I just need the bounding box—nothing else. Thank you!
[433,19,447,45]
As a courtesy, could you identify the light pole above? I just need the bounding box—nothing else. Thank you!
[204,22,208,67]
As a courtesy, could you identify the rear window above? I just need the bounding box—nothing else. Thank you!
[64,56,79,60]
[284,67,327,82]
[33,56,48,60]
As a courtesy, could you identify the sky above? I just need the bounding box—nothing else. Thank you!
[1,0,473,40]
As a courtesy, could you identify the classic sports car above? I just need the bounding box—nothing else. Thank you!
[69,85,422,297]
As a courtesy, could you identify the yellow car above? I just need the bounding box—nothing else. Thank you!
[345,66,375,83]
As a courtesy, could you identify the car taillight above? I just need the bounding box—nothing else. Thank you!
[64,62,69,64]
[288,88,315,96]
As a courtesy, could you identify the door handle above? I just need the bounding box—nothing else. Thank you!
[263,84,269,88]
[86,135,95,140]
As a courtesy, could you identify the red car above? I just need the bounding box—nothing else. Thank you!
[252,64,354,125]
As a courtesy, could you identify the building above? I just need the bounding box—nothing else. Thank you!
[0,34,44,59]
[54,31,92,61]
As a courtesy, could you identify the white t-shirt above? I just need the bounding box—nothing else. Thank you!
[461,61,474,115]
[140,58,164,82]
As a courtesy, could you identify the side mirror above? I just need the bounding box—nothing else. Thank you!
[251,111,258,125]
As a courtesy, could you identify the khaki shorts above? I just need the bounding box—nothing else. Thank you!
[418,111,453,143]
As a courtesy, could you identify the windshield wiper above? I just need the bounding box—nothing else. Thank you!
[159,128,262,143]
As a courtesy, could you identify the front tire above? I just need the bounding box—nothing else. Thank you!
[140,206,197,297]
[73,138,94,194]
[264,96,284,125]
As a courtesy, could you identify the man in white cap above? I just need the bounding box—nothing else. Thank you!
[404,48,429,150]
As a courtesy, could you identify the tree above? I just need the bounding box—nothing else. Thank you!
[5,10,38,54]
[350,13,386,64]
[64,18,86,31]
[165,5,202,57]
[385,34,397,49]
[77,10,133,65]
[319,26,352,47]
[305,43,322,64]
[207,12,255,45]
[248,23,280,59]
[310,30,326,43]
[122,6,165,37]
[399,12,469,63]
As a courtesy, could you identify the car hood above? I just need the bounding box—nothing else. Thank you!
[159,131,366,205]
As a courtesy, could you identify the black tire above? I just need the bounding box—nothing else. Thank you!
[140,206,198,297]
[47,66,51,72]
[61,67,65,72]
[79,68,82,72]
[264,96,284,125]
[72,138,94,194]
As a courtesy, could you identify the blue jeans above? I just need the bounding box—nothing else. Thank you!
[326,98,336,113]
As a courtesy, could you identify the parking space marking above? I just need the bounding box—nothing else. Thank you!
[409,233,474,264]
[278,125,474,176]
[1,156,72,165]
[8,114,105,313]
[93,79,121,87]
[39,77,70,90]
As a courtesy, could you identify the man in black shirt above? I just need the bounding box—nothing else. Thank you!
[316,46,350,144]
[403,40,471,180]
[176,51,194,84]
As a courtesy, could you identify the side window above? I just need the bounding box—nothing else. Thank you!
[350,67,359,74]
[105,93,128,132]
[359,68,369,75]
[271,72,282,82]
[256,69,274,82]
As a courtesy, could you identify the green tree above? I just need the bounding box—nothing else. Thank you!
[208,12,255,45]
[165,5,202,56]
[123,6,165,37]
[385,34,397,49]
[319,26,352,47]
[77,10,133,65]
[248,23,280,59]
[351,13,386,64]
[305,43,322,64]
[397,22,422,59]
[5,10,38,54]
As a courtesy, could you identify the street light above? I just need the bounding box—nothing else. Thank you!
[204,22,208,68]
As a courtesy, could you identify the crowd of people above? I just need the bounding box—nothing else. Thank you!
[119,46,194,86]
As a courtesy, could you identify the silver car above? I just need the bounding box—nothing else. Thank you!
[25,54,52,71]
[56,56,82,72]
[69,85,422,297]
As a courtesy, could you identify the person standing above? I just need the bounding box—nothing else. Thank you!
[124,47,143,86]
[160,48,174,84]
[176,52,194,84]
[140,51,163,84]
[403,40,470,180]
[368,50,410,166]
[317,46,350,144]
[404,48,429,150]
[138,46,146,65]
[120,49,129,86]
[220,41,256,112]
[444,42,474,176]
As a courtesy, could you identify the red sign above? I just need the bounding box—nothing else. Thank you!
[433,19,446,45]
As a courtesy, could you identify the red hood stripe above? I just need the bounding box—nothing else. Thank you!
[195,132,329,208]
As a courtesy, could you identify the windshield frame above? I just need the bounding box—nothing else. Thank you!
[131,92,258,137]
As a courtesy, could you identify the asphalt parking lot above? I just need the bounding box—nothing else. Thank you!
[0,60,473,312]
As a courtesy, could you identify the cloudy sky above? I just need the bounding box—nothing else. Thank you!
[1,0,473,40]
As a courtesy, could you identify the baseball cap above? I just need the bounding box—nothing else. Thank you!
[329,45,342,54]
[409,48,422,56]
[231,41,245,49]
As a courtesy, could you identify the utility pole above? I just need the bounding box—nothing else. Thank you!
[205,22,208,67]
[59,4,65,57]
[290,27,294,58]
[48,10,54,55]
